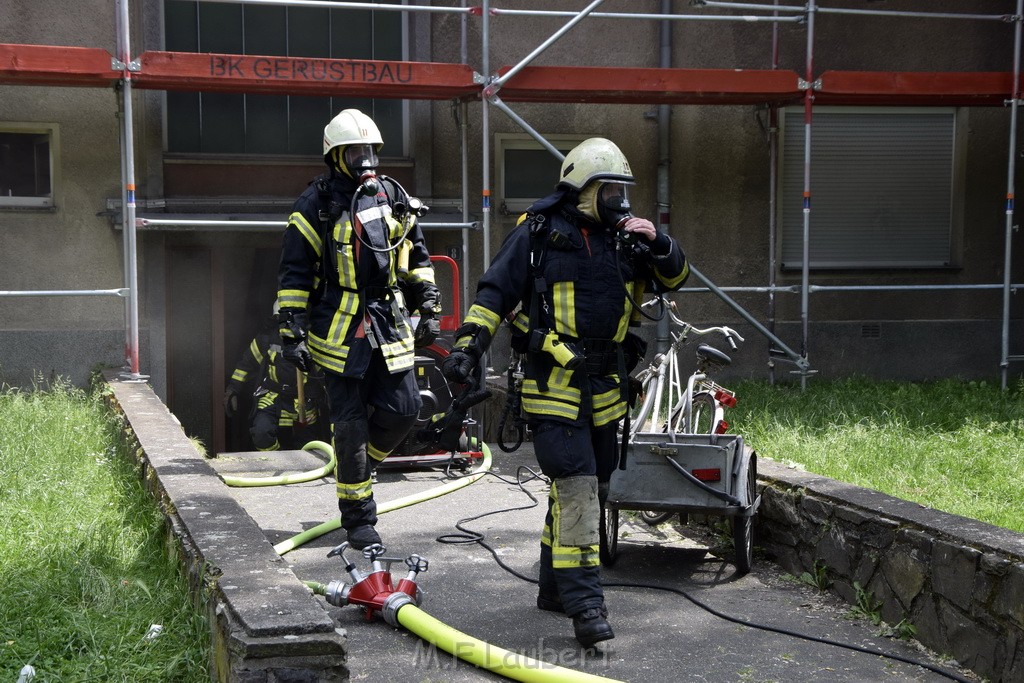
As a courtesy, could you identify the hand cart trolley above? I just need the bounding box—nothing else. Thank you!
[602,432,760,575]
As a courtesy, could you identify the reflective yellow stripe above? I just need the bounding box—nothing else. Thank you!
[541,523,552,547]
[512,312,529,334]
[615,289,631,342]
[552,545,600,569]
[336,479,373,501]
[329,291,359,347]
[230,369,248,383]
[290,212,322,258]
[368,443,389,462]
[408,266,436,285]
[464,304,501,335]
[593,386,621,410]
[522,395,578,420]
[552,282,577,338]
[522,370,581,419]
[256,439,280,452]
[277,289,309,309]
[338,221,358,290]
[593,401,627,427]
[657,261,689,289]
[308,333,348,374]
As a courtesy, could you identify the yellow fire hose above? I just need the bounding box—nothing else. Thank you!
[227,441,621,683]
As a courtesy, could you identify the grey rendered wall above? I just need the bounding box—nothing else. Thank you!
[0,2,129,389]
[429,0,1023,383]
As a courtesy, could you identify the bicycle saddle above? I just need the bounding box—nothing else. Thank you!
[696,344,732,368]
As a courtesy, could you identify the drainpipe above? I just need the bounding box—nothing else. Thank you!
[656,0,672,356]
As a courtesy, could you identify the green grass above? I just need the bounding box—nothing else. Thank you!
[0,379,211,682]
[731,377,1024,533]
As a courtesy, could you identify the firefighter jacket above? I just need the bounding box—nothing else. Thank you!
[227,320,320,423]
[460,190,689,426]
[277,173,438,378]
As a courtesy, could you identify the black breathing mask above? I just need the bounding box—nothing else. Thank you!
[343,144,380,196]
[597,182,634,230]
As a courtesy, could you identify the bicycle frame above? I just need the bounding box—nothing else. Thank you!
[629,297,742,437]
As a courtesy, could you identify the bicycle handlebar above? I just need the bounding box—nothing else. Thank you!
[644,295,745,349]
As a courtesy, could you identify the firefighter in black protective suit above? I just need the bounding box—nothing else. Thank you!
[277,108,441,551]
[441,138,689,648]
[223,306,327,451]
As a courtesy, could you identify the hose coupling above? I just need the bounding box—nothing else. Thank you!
[381,592,414,627]
[324,580,351,608]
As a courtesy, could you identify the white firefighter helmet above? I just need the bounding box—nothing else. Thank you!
[322,108,383,157]
[558,137,635,191]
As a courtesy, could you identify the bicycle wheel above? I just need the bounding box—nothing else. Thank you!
[639,510,673,525]
[732,452,757,575]
[599,505,619,567]
[668,391,722,434]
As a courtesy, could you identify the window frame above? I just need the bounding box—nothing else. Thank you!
[777,106,966,271]
[495,133,589,216]
[0,122,60,211]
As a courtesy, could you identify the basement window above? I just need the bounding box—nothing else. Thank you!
[0,124,58,210]
[778,107,963,269]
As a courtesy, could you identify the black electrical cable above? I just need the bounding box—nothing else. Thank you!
[436,469,974,683]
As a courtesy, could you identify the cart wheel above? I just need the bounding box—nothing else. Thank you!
[732,455,757,575]
[639,510,673,526]
[599,505,619,567]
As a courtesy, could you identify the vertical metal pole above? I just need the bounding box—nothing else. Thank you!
[461,100,470,319]
[460,0,471,318]
[1001,0,1023,390]
[117,0,142,377]
[799,0,816,389]
[767,0,780,384]
[656,0,672,356]
[481,0,492,268]
[117,87,131,368]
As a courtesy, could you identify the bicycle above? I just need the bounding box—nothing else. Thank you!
[600,295,756,574]
[627,296,744,440]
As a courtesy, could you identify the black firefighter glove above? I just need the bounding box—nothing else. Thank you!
[279,308,312,372]
[414,295,443,349]
[441,349,477,384]
[441,322,489,384]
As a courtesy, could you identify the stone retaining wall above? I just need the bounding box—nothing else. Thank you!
[755,458,1024,682]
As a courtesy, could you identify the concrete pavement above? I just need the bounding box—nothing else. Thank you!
[208,442,979,683]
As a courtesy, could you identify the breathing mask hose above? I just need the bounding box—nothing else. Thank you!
[272,441,492,556]
[348,173,419,255]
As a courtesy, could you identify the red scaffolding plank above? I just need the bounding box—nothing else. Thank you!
[132,51,479,100]
[0,43,117,88]
[815,71,1020,107]
[495,65,804,105]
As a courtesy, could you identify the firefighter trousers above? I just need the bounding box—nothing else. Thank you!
[532,419,619,617]
[324,350,421,530]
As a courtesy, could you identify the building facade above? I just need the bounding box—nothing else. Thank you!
[1,0,1021,451]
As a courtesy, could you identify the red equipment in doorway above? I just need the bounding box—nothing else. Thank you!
[382,255,483,470]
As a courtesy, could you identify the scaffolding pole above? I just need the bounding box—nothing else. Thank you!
[1002,2,1024,389]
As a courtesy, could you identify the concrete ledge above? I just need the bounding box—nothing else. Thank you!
[103,372,348,682]
[755,457,1024,682]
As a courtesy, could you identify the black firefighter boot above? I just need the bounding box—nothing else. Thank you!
[572,607,614,648]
